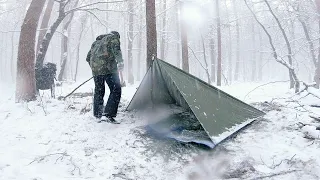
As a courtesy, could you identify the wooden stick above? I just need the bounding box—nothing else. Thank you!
[61,76,94,100]
[310,115,320,122]
[251,170,300,180]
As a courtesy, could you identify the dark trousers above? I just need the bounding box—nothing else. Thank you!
[93,73,122,118]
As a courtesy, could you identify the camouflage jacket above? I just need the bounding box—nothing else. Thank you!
[86,34,123,76]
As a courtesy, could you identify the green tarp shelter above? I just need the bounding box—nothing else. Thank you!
[127,59,265,146]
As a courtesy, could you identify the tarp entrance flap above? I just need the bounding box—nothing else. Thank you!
[127,59,265,147]
[126,60,174,110]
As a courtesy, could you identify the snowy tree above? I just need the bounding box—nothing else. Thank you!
[15,0,45,102]
[146,0,157,68]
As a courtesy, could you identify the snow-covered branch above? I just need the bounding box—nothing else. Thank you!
[65,0,127,14]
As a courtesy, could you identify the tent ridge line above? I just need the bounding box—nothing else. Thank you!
[159,61,217,146]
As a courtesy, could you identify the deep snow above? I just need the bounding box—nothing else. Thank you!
[1,81,320,180]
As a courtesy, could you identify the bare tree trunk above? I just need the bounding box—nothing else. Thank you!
[209,26,216,82]
[224,0,232,83]
[299,19,317,67]
[216,0,222,86]
[264,0,295,89]
[90,16,95,42]
[11,32,15,81]
[4,35,8,80]
[180,2,189,72]
[35,2,67,69]
[233,0,240,81]
[244,0,300,92]
[315,0,320,88]
[175,0,181,68]
[16,0,46,102]
[317,19,320,87]
[136,3,143,81]
[290,19,296,59]
[58,25,68,81]
[68,25,73,79]
[1,35,5,81]
[122,17,128,81]
[36,0,54,53]
[251,19,256,81]
[58,0,79,81]
[1,34,6,81]
[59,20,68,80]
[127,0,134,84]
[201,33,211,84]
[74,41,81,82]
[146,0,157,68]
[137,31,142,81]
[0,34,3,81]
[105,2,109,32]
[74,15,88,82]
[160,0,167,60]
[258,29,263,81]
[189,45,209,82]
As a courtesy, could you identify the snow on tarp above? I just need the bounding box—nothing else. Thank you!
[210,117,259,144]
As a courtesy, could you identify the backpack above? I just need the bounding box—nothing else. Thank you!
[90,34,114,62]
[89,34,119,75]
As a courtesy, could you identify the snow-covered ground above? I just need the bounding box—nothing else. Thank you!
[1,81,320,180]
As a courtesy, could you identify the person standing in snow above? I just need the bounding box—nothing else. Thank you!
[86,31,124,123]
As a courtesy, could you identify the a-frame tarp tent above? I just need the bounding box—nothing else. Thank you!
[127,59,265,147]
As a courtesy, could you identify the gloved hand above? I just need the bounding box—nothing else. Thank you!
[118,62,124,71]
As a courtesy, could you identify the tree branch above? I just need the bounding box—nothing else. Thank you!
[244,81,290,100]
[65,0,127,14]
[251,170,300,180]
[60,77,94,100]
